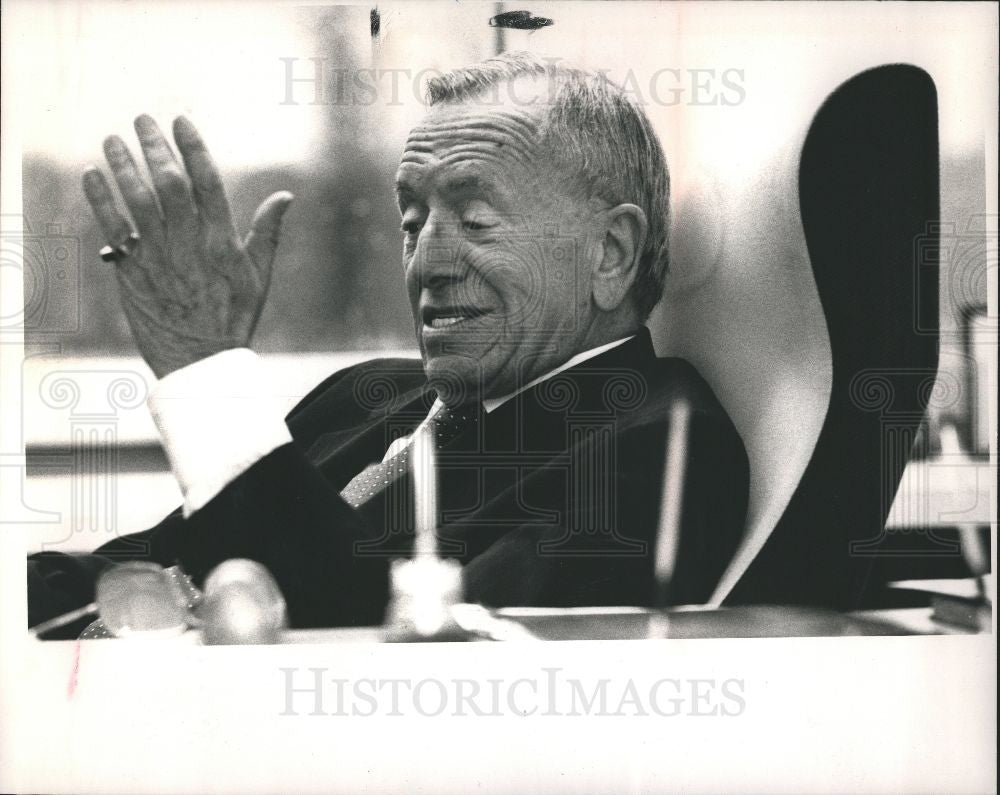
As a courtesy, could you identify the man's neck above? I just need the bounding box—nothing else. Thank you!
[481,333,638,414]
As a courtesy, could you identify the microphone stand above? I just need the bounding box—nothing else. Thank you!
[383,423,468,642]
[648,396,692,637]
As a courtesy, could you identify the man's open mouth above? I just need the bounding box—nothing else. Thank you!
[422,306,489,330]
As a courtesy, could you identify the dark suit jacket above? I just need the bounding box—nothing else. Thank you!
[28,328,749,636]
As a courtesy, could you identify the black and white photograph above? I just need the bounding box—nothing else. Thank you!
[0,1,996,792]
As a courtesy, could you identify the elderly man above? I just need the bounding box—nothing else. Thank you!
[29,53,748,633]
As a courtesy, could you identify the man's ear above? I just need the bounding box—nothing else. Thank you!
[592,203,648,311]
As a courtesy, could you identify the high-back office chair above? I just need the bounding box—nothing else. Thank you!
[653,65,940,610]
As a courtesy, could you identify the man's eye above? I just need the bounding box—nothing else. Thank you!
[462,219,490,232]
[400,220,423,234]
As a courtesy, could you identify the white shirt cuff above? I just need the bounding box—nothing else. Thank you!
[148,349,294,517]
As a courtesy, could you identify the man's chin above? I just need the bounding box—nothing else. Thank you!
[422,353,492,406]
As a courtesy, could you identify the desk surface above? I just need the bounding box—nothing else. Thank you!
[46,604,979,646]
[275,605,979,645]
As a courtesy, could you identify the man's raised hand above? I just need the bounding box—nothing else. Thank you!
[82,115,293,379]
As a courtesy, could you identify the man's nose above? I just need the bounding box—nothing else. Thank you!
[410,217,467,289]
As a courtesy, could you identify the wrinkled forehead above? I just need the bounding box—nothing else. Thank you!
[396,100,548,188]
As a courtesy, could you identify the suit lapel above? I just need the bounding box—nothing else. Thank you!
[302,382,435,491]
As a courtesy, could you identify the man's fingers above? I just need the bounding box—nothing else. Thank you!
[133,114,197,235]
[103,134,164,241]
[83,166,165,300]
[244,191,294,272]
[82,166,134,244]
[173,116,234,230]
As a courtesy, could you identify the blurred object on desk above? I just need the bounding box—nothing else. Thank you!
[31,561,192,639]
[382,557,469,643]
[928,596,992,632]
[936,422,992,588]
[860,413,993,606]
[890,577,994,602]
[888,577,993,633]
[198,559,288,645]
[962,304,995,458]
[79,564,202,639]
[884,458,993,530]
[450,603,540,641]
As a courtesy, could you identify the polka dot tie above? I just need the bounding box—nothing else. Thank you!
[339,402,480,509]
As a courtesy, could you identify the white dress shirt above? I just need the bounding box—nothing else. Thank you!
[149,336,634,516]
